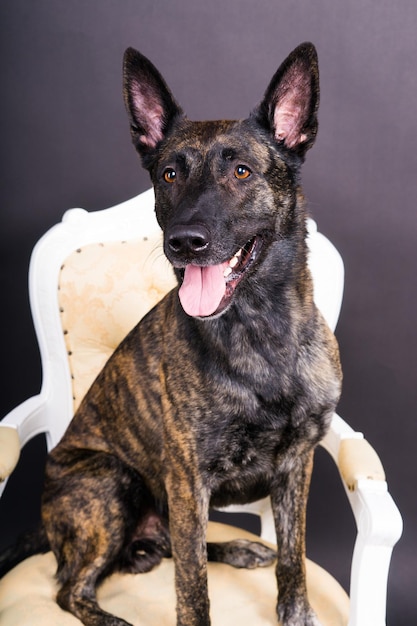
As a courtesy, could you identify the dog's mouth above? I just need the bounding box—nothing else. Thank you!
[178,236,262,318]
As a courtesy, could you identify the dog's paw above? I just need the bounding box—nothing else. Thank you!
[301,611,322,626]
[278,603,323,626]
[207,539,276,569]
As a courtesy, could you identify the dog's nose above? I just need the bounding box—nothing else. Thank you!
[167,224,210,256]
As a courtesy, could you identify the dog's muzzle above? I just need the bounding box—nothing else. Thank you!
[175,235,263,318]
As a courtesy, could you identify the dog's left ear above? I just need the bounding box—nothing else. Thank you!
[255,42,319,158]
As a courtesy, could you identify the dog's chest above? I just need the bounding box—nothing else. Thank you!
[204,423,276,472]
[201,420,284,505]
[194,352,323,503]
[196,399,304,505]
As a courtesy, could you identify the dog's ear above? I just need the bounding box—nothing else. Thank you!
[255,42,319,158]
[123,48,183,161]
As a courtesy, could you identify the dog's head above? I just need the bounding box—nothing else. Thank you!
[123,43,319,319]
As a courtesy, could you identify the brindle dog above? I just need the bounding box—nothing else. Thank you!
[5,43,342,625]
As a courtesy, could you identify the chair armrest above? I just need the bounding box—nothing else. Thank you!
[1,394,49,447]
[321,413,403,626]
[0,425,20,482]
[0,393,52,499]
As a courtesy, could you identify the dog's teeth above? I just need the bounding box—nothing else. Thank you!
[229,255,239,269]
[224,266,233,278]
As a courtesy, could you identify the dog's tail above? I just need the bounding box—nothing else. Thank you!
[0,524,50,579]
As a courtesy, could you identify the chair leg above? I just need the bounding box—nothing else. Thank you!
[348,481,403,626]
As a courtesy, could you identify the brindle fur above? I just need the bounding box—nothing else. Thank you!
[12,43,342,625]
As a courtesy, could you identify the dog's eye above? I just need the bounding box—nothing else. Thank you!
[234,165,251,180]
[163,168,177,183]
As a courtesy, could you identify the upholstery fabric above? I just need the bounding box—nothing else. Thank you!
[58,235,176,410]
[0,522,349,625]
[338,438,385,490]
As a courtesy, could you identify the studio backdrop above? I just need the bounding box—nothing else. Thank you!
[1,2,416,623]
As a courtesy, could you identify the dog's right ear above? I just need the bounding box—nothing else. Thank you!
[123,48,183,161]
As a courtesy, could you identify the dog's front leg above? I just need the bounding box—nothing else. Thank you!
[165,459,211,626]
[271,449,321,626]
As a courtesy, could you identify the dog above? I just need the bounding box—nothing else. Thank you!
[2,42,342,626]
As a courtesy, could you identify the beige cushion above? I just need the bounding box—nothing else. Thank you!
[0,522,349,625]
[58,236,176,410]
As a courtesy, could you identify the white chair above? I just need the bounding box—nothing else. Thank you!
[0,189,402,625]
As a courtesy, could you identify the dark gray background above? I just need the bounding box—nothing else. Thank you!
[0,1,416,623]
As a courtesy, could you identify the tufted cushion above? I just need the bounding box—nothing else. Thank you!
[58,235,176,410]
[0,522,349,625]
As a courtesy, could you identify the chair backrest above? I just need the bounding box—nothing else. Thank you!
[23,188,344,449]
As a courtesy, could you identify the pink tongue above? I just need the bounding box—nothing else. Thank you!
[179,263,228,317]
